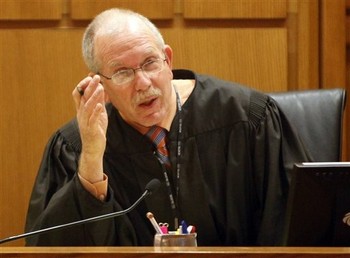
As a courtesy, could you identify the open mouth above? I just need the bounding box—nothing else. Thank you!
[139,97,157,107]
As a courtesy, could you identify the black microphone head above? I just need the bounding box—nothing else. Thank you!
[145,179,161,195]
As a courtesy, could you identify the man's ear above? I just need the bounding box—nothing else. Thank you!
[164,45,173,69]
[104,93,110,103]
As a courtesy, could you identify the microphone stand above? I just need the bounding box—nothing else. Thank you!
[0,188,151,244]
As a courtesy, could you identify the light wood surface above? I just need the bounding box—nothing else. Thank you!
[0,247,350,257]
[182,0,287,19]
[0,0,62,20]
[71,0,174,20]
[163,27,288,92]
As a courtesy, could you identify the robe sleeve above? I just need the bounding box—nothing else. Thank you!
[249,92,311,245]
[24,120,136,246]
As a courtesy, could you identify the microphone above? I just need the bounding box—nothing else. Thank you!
[0,178,161,245]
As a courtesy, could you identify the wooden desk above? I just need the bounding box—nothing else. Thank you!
[0,247,350,257]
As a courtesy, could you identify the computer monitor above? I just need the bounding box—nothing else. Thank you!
[283,162,350,246]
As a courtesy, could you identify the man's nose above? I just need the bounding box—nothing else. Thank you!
[133,69,152,90]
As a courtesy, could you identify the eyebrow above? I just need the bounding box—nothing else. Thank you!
[106,47,162,70]
[107,60,123,69]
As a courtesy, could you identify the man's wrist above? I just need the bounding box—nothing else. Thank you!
[78,173,108,201]
[78,152,104,183]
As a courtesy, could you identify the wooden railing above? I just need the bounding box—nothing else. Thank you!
[1,246,350,258]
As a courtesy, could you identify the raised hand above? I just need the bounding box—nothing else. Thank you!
[72,75,108,183]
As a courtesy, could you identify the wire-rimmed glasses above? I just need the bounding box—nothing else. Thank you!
[98,58,167,86]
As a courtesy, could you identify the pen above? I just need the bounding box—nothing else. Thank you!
[181,220,188,234]
[146,212,163,234]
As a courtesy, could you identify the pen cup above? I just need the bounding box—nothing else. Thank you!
[153,233,197,247]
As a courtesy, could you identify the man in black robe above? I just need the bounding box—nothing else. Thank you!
[25,8,309,246]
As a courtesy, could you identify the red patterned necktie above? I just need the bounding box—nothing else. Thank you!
[146,126,171,167]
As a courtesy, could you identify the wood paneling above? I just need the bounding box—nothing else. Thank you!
[0,28,86,246]
[320,0,346,89]
[347,16,350,46]
[163,27,287,92]
[71,0,174,20]
[0,0,62,20]
[347,0,350,45]
[294,0,319,90]
[183,0,287,19]
[320,0,347,159]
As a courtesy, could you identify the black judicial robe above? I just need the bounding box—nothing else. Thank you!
[25,70,310,246]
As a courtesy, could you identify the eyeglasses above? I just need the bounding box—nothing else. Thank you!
[98,58,167,86]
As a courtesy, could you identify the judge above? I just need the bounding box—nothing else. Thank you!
[25,8,310,246]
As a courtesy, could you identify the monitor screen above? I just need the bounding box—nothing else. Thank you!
[283,162,350,246]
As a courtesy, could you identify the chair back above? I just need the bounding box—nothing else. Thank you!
[268,89,346,162]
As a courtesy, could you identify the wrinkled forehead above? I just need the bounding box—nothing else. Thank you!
[94,17,160,53]
[94,31,162,71]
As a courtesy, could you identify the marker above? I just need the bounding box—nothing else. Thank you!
[176,226,182,234]
[146,212,163,234]
[187,225,196,233]
[181,220,188,234]
[76,86,84,96]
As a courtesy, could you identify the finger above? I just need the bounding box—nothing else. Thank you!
[85,84,105,114]
[73,75,102,112]
[79,84,105,127]
[80,75,102,101]
[72,76,93,110]
[75,76,93,96]
[88,102,105,129]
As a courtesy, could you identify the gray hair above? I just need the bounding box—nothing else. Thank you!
[82,8,165,73]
